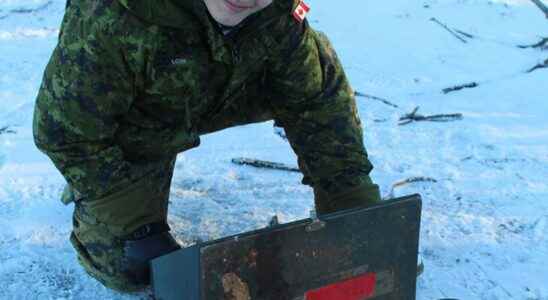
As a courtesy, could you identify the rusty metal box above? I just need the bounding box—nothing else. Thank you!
[151,194,422,300]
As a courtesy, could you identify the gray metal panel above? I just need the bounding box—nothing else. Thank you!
[151,244,200,300]
[199,194,421,300]
[151,194,422,300]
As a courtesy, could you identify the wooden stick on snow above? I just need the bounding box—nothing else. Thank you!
[530,0,548,19]
[231,158,301,173]
[430,17,468,43]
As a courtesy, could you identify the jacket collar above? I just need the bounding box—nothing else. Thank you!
[117,0,298,64]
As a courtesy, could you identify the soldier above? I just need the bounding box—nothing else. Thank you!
[32,0,381,293]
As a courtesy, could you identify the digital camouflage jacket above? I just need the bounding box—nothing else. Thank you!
[33,0,380,212]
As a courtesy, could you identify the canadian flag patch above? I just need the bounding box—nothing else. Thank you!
[292,1,310,23]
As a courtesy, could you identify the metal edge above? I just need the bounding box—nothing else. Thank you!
[199,194,422,252]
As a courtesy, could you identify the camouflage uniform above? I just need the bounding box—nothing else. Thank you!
[33,0,381,292]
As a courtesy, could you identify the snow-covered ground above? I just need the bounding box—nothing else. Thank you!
[0,0,547,299]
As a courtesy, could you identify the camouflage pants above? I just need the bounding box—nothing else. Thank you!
[69,82,275,292]
[70,156,177,292]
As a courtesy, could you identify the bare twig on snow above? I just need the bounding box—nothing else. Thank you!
[430,17,468,43]
[399,106,463,126]
[0,0,52,19]
[0,126,16,135]
[399,106,420,125]
[231,158,300,173]
[442,82,479,94]
[374,118,388,123]
[529,0,548,19]
[354,91,399,108]
[11,0,52,14]
[518,37,548,50]
[387,176,438,198]
[526,58,548,73]
[454,29,476,39]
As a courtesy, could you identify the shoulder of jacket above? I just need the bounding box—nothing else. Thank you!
[270,0,312,28]
[61,0,128,39]
[268,0,312,34]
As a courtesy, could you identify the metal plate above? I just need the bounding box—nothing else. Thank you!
[152,194,422,300]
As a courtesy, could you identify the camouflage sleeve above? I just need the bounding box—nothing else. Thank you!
[268,16,381,210]
[32,8,152,201]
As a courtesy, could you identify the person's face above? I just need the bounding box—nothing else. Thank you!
[203,0,273,26]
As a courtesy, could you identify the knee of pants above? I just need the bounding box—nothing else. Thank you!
[71,206,146,292]
[76,156,176,237]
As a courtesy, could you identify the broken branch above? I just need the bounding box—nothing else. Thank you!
[422,113,465,122]
[442,82,479,94]
[398,106,420,126]
[454,29,476,39]
[11,0,52,14]
[0,126,16,135]
[231,158,300,173]
[387,176,438,198]
[518,37,548,50]
[526,58,548,73]
[392,177,438,189]
[399,106,463,125]
[430,17,468,44]
[0,0,52,19]
[530,0,548,19]
[354,91,399,108]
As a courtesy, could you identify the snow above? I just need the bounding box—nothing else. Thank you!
[0,0,547,299]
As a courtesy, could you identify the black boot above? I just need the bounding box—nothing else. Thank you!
[122,223,181,286]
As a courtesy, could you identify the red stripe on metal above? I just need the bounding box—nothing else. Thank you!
[305,273,376,300]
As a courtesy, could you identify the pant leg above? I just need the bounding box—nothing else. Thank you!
[70,156,176,292]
